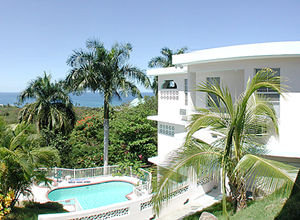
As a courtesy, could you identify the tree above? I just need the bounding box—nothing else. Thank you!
[18,72,76,135]
[0,119,59,209]
[148,47,188,95]
[152,69,299,218]
[65,39,150,168]
[109,96,157,165]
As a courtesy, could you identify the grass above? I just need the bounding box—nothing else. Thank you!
[0,105,20,124]
[184,191,300,220]
[5,201,67,220]
[0,105,103,125]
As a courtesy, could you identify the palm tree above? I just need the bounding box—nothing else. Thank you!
[148,47,188,95]
[0,120,59,208]
[65,39,150,168]
[152,69,299,218]
[18,72,76,135]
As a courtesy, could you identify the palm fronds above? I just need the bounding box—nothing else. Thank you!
[234,155,298,195]
[148,46,188,95]
[18,72,75,135]
[152,141,221,216]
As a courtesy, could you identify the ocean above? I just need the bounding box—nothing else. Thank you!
[0,92,154,107]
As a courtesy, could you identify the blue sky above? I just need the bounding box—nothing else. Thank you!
[0,0,300,92]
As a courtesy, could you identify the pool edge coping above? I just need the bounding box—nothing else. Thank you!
[46,178,137,211]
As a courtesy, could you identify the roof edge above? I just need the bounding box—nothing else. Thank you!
[147,66,187,76]
[173,41,300,65]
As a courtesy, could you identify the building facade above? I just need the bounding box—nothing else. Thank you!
[147,41,300,167]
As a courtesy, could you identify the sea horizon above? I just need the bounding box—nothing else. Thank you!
[0,92,154,108]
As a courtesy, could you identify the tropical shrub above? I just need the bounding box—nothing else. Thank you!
[69,112,104,168]
[0,191,14,219]
[67,96,157,168]
[0,118,60,208]
[109,96,157,165]
[41,129,73,167]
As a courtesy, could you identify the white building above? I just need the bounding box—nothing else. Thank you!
[147,41,300,167]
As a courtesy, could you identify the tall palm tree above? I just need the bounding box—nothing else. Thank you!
[0,120,59,208]
[152,69,299,218]
[148,47,188,95]
[18,72,76,135]
[65,39,150,168]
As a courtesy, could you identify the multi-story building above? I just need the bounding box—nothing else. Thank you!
[147,41,300,167]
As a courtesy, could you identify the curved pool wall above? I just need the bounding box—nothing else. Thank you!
[48,181,134,210]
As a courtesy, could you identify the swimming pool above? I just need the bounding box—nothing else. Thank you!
[48,181,133,210]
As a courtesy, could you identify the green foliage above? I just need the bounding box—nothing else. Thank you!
[0,191,14,219]
[114,159,144,177]
[65,39,150,167]
[185,190,300,220]
[148,47,188,68]
[18,72,76,135]
[23,201,64,211]
[5,201,66,220]
[69,111,104,168]
[0,119,60,209]
[41,129,73,167]
[148,47,188,95]
[64,96,157,168]
[0,106,20,124]
[109,96,157,165]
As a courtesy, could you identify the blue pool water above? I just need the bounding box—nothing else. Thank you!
[48,181,133,210]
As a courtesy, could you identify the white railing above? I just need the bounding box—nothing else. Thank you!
[134,168,152,195]
[41,165,122,180]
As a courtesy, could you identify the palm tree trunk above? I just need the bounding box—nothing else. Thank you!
[103,96,109,174]
[221,159,229,220]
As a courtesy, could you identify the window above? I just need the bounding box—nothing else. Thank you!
[184,79,188,105]
[255,68,280,103]
[159,123,175,137]
[206,77,220,107]
[161,80,177,89]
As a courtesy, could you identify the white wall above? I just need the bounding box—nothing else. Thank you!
[267,92,300,157]
[188,57,300,158]
[158,74,187,119]
[195,69,244,109]
[154,57,300,158]
[157,122,186,159]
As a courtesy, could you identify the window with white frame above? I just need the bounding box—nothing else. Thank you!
[159,123,175,137]
[255,68,280,104]
[206,77,220,107]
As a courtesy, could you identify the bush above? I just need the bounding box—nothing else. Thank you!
[67,96,157,168]
[23,201,64,211]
